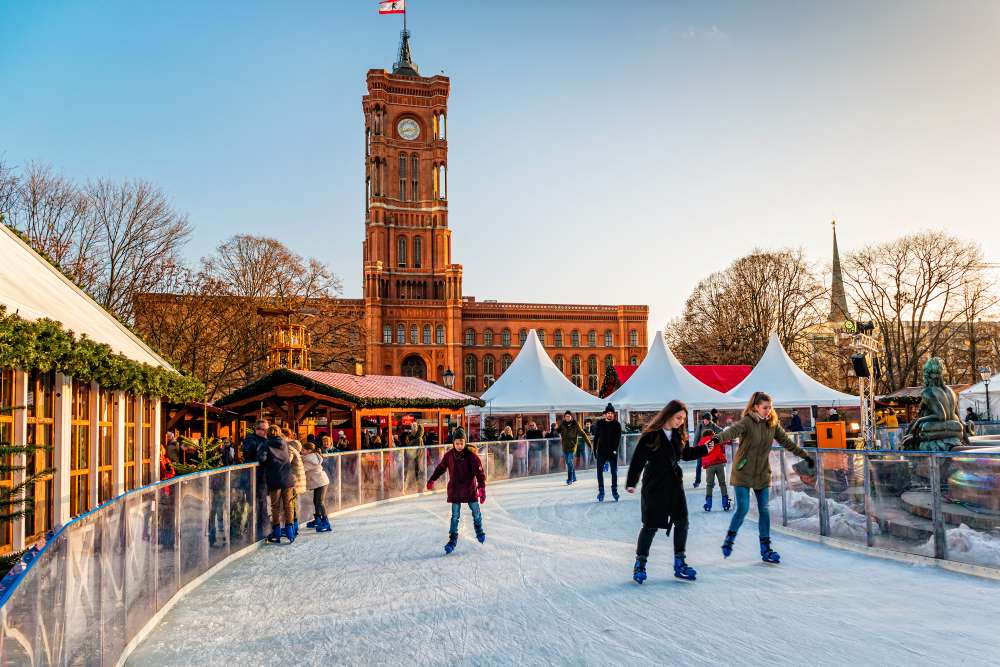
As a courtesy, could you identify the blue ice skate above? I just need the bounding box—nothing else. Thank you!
[722,530,736,558]
[444,532,458,554]
[475,526,486,544]
[673,554,697,581]
[722,495,732,511]
[703,496,712,512]
[632,558,647,584]
[760,538,781,564]
[597,491,605,502]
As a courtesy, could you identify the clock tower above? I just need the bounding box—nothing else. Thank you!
[362,31,462,383]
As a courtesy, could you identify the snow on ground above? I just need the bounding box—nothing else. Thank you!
[128,470,1000,667]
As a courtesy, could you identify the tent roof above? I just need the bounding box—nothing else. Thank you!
[0,225,172,369]
[684,365,753,393]
[467,330,606,414]
[607,332,738,411]
[726,333,857,407]
[959,372,1000,398]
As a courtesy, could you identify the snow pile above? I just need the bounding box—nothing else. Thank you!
[771,489,879,541]
[916,523,1000,567]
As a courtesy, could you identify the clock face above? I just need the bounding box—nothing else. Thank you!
[397,118,420,141]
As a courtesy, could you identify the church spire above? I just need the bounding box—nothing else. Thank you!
[829,220,851,322]
[392,26,419,77]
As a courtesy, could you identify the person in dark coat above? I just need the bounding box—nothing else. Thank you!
[524,422,545,439]
[557,411,592,485]
[219,438,237,466]
[626,400,712,583]
[242,420,270,528]
[427,428,487,553]
[258,425,297,544]
[593,403,622,502]
[788,410,805,432]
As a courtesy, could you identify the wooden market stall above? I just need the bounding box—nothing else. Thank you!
[215,368,483,449]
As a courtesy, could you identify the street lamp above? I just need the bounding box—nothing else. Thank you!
[442,368,455,389]
[980,366,993,422]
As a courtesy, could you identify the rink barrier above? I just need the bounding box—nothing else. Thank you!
[4,434,1000,665]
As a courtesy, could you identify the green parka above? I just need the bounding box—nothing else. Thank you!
[712,414,812,489]
[557,419,592,454]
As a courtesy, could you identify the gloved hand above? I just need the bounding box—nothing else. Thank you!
[426,480,434,491]
[803,454,815,467]
[478,488,486,504]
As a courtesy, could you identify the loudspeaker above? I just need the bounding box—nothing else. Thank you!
[851,354,871,378]
[872,356,882,380]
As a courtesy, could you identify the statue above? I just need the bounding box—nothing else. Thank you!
[901,357,969,451]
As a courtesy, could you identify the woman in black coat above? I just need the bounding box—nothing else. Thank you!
[626,399,712,583]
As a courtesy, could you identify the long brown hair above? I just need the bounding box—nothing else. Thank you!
[642,400,689,448]
[742,391,778,427]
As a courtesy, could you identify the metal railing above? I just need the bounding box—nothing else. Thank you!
[3,433,999,665]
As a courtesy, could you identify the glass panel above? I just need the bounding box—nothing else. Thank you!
[869,452,930,557]
[340,453,360,510]
[208,472,229,566]
[178,477,209,588]
[64,513,103,663]
[527,440,546,475]
[384,450,405,499]
[360,451,382,503]
[125,489,157,640]
[156,484,179,609]
[775,447,820,536]
[229,467,254,552]
[939,452,1000,569]
[99,503,127,661]
[402,447,425,494]
[549,440,565,475]
[322,456,339,514]
[0,533,52,664]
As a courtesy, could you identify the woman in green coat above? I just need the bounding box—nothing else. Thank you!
[710,391,814,563]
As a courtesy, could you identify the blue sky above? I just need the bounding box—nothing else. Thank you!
[2,1,998,334]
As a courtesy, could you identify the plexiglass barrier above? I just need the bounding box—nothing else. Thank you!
[4,436,1000,665]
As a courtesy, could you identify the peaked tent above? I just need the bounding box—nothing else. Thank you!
[959,372,1000,422]
[466,329,606,415]
[608,332,740,412]
[726,333,857,407]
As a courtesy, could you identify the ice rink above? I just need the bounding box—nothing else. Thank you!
[128,471,1000,667]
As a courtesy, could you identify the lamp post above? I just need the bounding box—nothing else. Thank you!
[980,366,993,422]
[442,368,455,389]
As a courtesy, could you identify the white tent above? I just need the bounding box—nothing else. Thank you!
[725,333,857,407]
[466,329,606,415]
[608,331,739,412]
[0,225,171,368]
[960,372,1000,422]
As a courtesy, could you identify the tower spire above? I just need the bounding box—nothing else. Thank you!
[393,25,418,76]
[829,220,851,322]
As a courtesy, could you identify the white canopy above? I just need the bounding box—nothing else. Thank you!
[725,333,857,408]
[959,372,1000,421]
[0,225,172,369]
[608,331,738,411]
[466,329,606,415]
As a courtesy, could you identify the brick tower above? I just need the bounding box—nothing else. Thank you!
[362,30,461,383]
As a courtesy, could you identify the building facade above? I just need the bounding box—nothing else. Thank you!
[361,33,648,395]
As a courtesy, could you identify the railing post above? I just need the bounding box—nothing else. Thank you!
[816,449,830,536]
[422,447,428,490]
[336,455,342,511]
[357,452,363,504]
[863,454,874,548]
[929,455,947,560]
[379,450,385,500]
[484,443,490,480]
[779,450,788,527]
[545,440,551,474]
[506,442,511,478]
[225,470,232,556]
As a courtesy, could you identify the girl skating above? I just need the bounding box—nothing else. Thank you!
[710,391,814,563]
[625,400,713,583]
[426,428,487,554]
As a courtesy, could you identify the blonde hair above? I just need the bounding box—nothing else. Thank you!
[267,425,282,439]
[742,391,778,428]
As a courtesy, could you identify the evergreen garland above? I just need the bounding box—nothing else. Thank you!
[0,306,204,402]
[0,404,54,576]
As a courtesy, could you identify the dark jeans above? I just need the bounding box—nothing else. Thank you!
[450,501,483,534]
[727,486,770,539]
[596,454,618,494]
[313,486,328,518]
[564,452,576,482]
[636,517,689,559]
[693,457,703,484]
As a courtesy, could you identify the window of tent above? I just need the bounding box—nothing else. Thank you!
[383,325,393,344]
[588,330,597,347]
[141,397,153,485]
[604,331,613,347]
[24,370,55,541]
[465,329,475,346]
[124,394,138,492]
[397,324,405,344]
[97,389,114,504]
[484,329,494,346]
[69,379,91,518]
[554,330,563,347]
[436,325,445,345]
[502,328,511,346]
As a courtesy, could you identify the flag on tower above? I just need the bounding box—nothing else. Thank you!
[379,0,405,14]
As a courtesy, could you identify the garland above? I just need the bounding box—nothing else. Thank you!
[0,305,204,402]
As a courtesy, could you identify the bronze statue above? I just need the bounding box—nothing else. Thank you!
[901,357,969,451]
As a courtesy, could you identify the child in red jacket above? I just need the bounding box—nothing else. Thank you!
[426,428,487,554]
[699,429,730,512]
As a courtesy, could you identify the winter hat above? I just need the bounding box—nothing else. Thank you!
[452,427,467,441]
[702,412,712,421]
[338,430,345,437]
[604,403,615,414]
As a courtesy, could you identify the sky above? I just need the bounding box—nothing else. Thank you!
[2,1,999,335]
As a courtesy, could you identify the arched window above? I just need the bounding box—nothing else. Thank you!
[555,355,565,373]
[502,328,511,347]
[630,355,638,366]
[465,328,476,346]
[571,330,580,347]
[422,324,431,345]
[410,325,419,345]
[587,330,597,347]
[604,354,615,369]
[464,355,477,393]
[571,355,582,387]
[383,324,392,344]
[411,154,419,200]
[399,153,407,201]
[413,236,422,268]
[537,330,546,346]
[483,355,496,387]
[397,236,407,267]
[519,329,528,345]
[587,355,599,392]
[554,330,564,347]
[501,354,513,373]
[397,324,405,344]
[436,325,445,345]
[484,329,494,346]
[629,330,638,346]
[604,330,613,347]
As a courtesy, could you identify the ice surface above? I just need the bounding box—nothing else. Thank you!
[128,473,1000,667]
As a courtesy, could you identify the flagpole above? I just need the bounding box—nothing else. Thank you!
[403,3,407,34]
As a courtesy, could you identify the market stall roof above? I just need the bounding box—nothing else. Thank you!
[959,372,1000,420]
[880,384,972,405]
[467,330,607,415]
[725,333,857,407]
[216,368,483,411]
[0,224,172,368]
[607,332,738,411]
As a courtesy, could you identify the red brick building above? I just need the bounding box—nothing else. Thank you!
[361,32,648,395]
